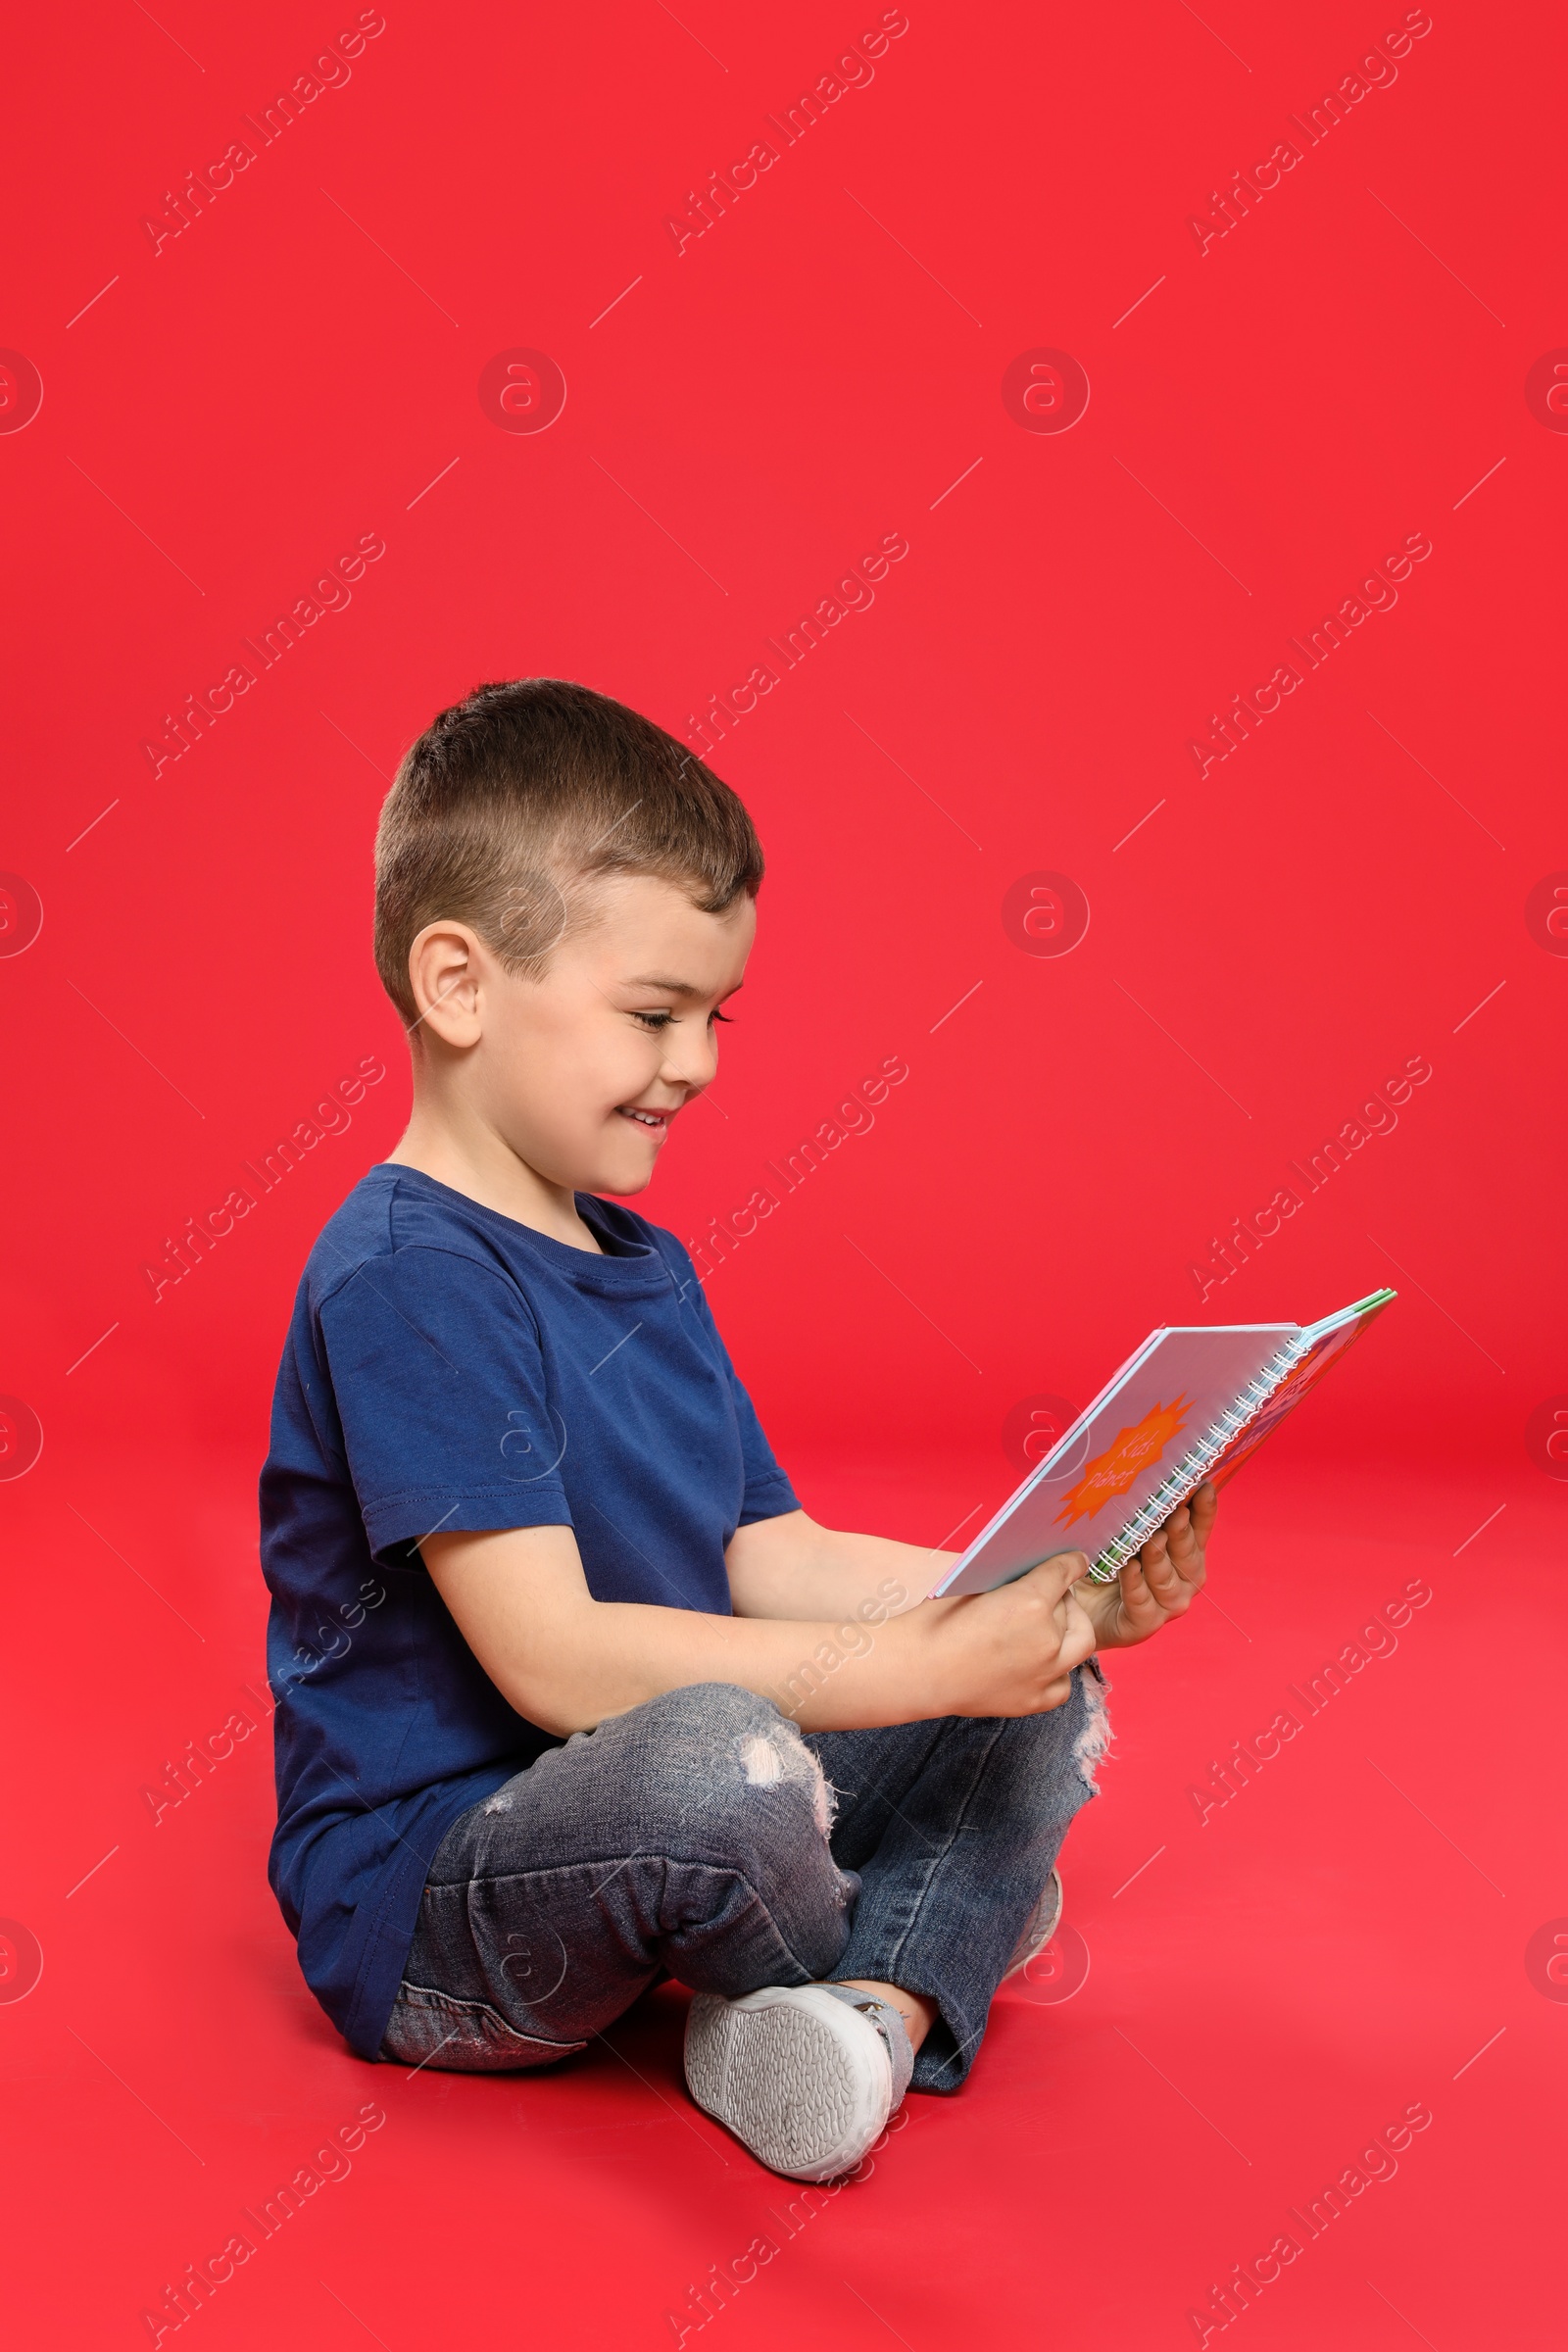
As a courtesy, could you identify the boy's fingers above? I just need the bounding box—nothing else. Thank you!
[1161,1498,1213,1578]
[1023,1549,1092,1600]
[1165,1513,1198,1571]
[1123,1557,1165,1625]
[1142,1536,1185,1602]
[1161,1540,1201,1596]
[1059,1592,1099,1670]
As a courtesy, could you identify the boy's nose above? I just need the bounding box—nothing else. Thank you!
[661,1031,718,1091]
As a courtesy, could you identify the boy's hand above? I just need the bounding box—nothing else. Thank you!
[915,1548,1100,1717]
[1074,1482,1216,1649]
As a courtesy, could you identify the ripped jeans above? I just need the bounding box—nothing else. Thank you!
[379,1664,1108,2093]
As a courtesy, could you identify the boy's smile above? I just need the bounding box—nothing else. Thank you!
[616,1104,670,1133]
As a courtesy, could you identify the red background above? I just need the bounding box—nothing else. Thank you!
[2,2,1563,2345]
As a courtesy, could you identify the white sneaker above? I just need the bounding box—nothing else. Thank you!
[1002,1867,1064,1982]
[684,1983,912,2181]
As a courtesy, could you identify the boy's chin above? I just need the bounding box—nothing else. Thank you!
[574,1115,669,1198]
[590,1152,657,1198]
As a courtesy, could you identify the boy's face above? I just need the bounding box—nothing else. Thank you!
[413,873,756,1199]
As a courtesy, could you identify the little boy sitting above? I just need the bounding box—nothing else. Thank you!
[260,678,1215,2181]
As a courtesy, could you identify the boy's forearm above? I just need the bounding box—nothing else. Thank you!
[725,1512,955,1623]
[425,1526,945,1735]
[494,1595,940,1736]
[424,1526,1094,1739]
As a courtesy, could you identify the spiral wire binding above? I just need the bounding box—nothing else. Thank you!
[1088,1338,1308,1581]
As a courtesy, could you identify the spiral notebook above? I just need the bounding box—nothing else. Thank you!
[932,1288,1396,1595]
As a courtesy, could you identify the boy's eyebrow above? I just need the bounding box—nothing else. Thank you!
[623,974,744,1000]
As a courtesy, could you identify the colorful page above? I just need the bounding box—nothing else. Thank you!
[1204,1290,1396,1493]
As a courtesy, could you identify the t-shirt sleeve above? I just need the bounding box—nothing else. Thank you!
[318,1245,573,1565]
[684,1265,801,1527]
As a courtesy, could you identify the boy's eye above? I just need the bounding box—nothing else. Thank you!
[631,1008,733,1032]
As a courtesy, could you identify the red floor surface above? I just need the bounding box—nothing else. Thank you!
[3,1451,1562,2348]
[3,0,1565,2344]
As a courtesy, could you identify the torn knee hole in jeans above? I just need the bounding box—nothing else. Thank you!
[1072,1671,1113,1793]
[737,1722,836,1839]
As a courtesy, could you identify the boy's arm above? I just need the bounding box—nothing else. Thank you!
[724,1509,955,1621]
[725,1489,1217,1650]
[420,1522,1097,1737]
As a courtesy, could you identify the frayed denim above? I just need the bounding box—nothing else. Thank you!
[380,1665,1106,2093]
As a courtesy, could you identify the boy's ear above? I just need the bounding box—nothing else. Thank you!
[406,920,487,1048]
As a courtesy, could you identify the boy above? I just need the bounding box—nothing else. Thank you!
[260,678,1214,2182]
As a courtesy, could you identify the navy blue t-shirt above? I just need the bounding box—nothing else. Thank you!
[259,1164,799,2059]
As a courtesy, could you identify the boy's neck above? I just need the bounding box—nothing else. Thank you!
[386,1101,604,1253]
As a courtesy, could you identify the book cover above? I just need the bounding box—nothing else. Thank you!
[932,1291,1396,1596]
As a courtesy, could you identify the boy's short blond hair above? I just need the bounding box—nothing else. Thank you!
[373,678,764,1023]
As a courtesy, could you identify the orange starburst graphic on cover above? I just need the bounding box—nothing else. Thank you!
[1054,1396,1194,1530]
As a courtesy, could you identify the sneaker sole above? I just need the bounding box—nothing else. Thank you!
[684,1985,892,2182]
[1003,1867,1064,1983]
